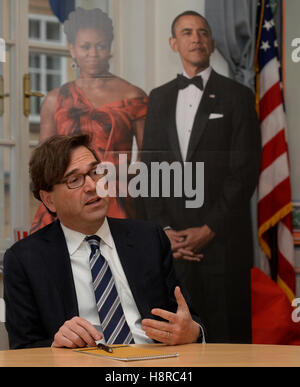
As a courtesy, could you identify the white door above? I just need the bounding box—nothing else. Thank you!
[0,0,30,258]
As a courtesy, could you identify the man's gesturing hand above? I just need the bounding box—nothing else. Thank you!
[141,287,200,345]
[52,316,102,348]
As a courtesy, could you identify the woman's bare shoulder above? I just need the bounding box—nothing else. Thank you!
[41,87,61,112]
[113,76,147,99]
[40,87,62,141]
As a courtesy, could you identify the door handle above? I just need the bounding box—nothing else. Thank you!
[0,75,10,116]
[23,74,44,116]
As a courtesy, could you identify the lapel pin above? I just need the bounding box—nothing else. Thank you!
[209,94,216,98]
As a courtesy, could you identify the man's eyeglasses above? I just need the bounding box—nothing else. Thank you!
[60,167,103,189]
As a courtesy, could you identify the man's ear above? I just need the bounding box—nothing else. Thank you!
[39,190,56,214]
[169,36,178,53]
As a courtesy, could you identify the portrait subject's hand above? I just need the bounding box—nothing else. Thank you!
[174,225,215,253]
[165,229,203,262]
[164,229,184,247]
[141,286,200,345]
[51,316,102,348]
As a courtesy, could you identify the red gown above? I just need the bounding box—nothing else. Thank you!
[31,81,148,233]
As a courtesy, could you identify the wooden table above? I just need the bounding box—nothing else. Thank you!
[1,343,300,367]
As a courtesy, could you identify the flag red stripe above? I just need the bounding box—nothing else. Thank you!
[258,177,292,227]
[259,81,282,122]
[281,209,293,230]
[260,130,287,171]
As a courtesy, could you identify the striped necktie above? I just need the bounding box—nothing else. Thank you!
[86,235,134,344]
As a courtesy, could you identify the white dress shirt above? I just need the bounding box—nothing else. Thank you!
[61,218,153,344]
[176,66,212,161]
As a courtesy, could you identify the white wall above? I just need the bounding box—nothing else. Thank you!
[285,0,300,293]
[285,0,300,202]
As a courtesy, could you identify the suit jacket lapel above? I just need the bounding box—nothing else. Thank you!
[186,70,218,162]
[107,218,150,317]
[42,221,79,319]
[164,81,182,162]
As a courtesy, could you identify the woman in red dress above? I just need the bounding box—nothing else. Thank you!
[31,8,147,233]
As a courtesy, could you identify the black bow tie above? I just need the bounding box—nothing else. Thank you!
[177,74,204,90]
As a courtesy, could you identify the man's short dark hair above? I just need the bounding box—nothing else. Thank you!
[171,10,212,37]
[29,134,99,202]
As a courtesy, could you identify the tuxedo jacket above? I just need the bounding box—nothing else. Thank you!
[4,218,199,349]
[138,70,261,342]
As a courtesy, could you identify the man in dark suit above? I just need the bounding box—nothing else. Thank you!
[139,11,261,343]
[3,134,203,349]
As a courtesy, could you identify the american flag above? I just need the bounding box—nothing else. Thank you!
[255,0,295,302]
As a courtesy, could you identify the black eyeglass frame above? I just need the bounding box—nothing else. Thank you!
[59,167,102,190]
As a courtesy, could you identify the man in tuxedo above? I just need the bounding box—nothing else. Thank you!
[139,11,261,343]
[3,134,203,349]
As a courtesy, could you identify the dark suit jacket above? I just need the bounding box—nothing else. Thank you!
[138,70,261,343]
[4,217,200,349]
